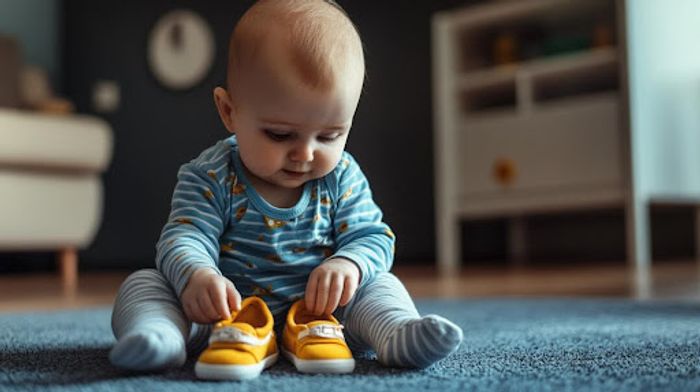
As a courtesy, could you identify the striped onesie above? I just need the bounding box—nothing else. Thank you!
[109,136,463,370]
[156,136,394,319]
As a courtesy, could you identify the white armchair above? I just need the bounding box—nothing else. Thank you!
[0,108,113,292]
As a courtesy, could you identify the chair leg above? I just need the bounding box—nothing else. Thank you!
[695,206,700,262]
[508,216,528,265]
[58,247,78,295]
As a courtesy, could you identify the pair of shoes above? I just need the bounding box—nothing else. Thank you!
[195,297,355,381]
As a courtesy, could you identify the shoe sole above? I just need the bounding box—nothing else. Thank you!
[282,348,355,373]
[195,352,278,381]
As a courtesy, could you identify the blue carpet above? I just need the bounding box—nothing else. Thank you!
[2,298,700,391]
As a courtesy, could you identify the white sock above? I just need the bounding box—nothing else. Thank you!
[109,328,186,371]
[343,273,463,368]
[377,314,463,368]
[110,269,191,371]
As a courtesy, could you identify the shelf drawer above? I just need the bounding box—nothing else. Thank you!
[457,94,622,195]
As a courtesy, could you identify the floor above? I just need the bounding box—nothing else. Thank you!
[2,259,700,313]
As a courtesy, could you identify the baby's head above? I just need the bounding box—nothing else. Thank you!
[228,0,364,98]
[214,0,365,191]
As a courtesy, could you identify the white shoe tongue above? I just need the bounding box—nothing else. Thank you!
[230,322,256,335]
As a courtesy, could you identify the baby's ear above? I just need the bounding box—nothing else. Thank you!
[213,87,236,133]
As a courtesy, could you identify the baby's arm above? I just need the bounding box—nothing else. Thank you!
[306,154,395,315]
[155,158,240,323]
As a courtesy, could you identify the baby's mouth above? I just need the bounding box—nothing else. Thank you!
[282,169,308,177]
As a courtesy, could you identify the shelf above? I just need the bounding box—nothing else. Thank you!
[532,51,619,102]
[458,64,517,94]
[461,91,619,125]
[433,0,700,272]
[443,0,612,31]
[431,0,635,271]
[446,0,616,74]
[458,79,517,114]
[455,186,626,218]
[458,47,618,114]
[459,47,617,92]
[531,47,617,79]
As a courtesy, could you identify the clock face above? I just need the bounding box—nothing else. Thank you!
[147,9,216,90]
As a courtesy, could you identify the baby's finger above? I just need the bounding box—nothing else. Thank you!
[198,292,220,322]
[313,273,331,315]
[208,281,231,320]
[339,274,358,306]
[187,301,206,324]
[183,301,196,322]
[305,272,319,312]
[225,280,242,313]
[324,274,343,316]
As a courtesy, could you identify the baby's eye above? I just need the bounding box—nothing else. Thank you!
[318,133,341,143]
[263,129,291,141]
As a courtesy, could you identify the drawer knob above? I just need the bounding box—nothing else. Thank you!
[493,158,517,186]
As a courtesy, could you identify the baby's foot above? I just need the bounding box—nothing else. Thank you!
[109,329,186,371]
[377,315,463,368]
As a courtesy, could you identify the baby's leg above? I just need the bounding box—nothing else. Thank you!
[341,272,463,368]
[110,268,195,371]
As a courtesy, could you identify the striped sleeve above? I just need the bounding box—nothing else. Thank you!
[329,153,395,286]
[155,146,231,297]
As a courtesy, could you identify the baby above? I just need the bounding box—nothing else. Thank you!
[109,0,462,373]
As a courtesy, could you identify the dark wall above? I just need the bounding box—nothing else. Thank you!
[59,0,694,271]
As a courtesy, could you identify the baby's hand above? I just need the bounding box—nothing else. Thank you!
[305,258,360,316]
[181,267,241,324]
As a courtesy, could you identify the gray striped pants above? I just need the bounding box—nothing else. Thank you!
[111,269,420,356]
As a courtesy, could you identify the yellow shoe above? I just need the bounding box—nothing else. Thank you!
[282,299,355,373]
[195,296,278,380]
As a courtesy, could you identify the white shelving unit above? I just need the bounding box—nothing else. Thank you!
[432,0,700,296]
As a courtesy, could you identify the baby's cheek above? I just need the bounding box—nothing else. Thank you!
[316,152,341,177]
[243,148,279,176]
[257,157,280,176]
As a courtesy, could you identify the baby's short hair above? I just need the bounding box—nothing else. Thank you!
[227,0,364,93]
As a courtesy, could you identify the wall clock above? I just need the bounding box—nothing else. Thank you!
[147,9,216,90]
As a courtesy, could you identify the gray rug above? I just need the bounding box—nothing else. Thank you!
[2,298,700,391]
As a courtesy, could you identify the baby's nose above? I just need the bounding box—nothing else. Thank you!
[290,143,314,162]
